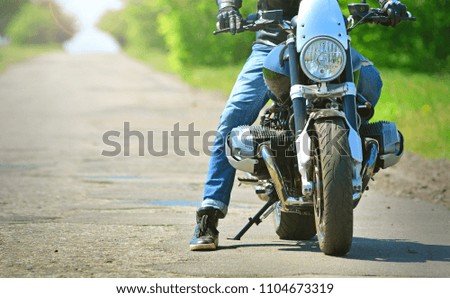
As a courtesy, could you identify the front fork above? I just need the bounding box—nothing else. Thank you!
[295,113,363,198]
[342,44,364,196]
[287,34,307,138]
[342,45,359,131]
[288,37,364,199]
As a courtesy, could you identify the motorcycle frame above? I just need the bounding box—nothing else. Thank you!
[226,0,414,241]
[229,34,364,242]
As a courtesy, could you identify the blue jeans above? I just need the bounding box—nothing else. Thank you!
[201,43,382,216]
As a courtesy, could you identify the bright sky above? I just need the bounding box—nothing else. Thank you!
[53,0,124,53]
[54,0,123,28]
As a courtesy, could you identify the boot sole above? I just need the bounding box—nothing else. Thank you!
[189,243,217,251]
[189,241,218,251]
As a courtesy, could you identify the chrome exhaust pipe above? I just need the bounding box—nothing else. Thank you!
[259,144,306,210]
[362,139,379,191]
[353,139,379,207]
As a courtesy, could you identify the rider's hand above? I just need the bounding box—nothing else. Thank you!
[381,0,408,26]
[217,6,243,35]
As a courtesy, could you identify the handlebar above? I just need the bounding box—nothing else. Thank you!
[214,7,416,35]
[213,23,258,35]
[348,5,415,29]
[364,8,416,25]
[213,10,284,35]
[213,20,276,35]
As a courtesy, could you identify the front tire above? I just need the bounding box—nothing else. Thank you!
[274,202,316,240]
[313,119,354,256]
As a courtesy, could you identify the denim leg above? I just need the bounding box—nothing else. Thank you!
[351,47,383,109]
[201,44,274,216]
[358,65,382,109]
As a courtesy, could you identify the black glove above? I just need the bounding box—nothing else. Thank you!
[380,0,408,26]
[217,0,243,34]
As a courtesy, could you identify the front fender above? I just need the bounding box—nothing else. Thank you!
[295,109,363,195]
[309,109,363,163]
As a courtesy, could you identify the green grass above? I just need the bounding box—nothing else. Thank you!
[125,47,450,160]
[182,64,243,94]
[125,46,172,73]
[124,46,242,94]
[0,44,60,73]
[374,69,449,159]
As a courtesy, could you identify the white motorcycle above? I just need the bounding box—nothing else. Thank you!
[215,0,415,256]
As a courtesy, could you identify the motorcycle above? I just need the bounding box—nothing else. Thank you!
[214,0,415,256]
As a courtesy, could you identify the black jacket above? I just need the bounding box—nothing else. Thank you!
[218,0,394,44]
[217,0,300,45]
[257,0,300,18]
[256,0,300,45]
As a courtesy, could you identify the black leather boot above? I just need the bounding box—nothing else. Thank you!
[189,207,224,251]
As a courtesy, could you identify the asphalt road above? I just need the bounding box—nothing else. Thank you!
[0,52,449,277]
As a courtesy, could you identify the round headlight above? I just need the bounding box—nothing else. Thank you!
[300,37,346,82]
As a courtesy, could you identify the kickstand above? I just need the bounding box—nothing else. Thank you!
[227,194,279,241]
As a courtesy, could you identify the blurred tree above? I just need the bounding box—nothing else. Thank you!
[101,0,449,73]
[99,0,167,50]
[146,0,255,70]
[6,1,75,44]
[0,0,29,36]
[126,0,167,51]
[98,9,127,46]
[344,0,449,72]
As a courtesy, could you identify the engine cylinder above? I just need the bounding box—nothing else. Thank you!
[359,121,404,169]
[227,125,294,176]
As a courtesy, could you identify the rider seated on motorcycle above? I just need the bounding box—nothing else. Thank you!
[190,0,409,251]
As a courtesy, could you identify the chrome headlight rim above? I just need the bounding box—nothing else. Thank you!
[300,37,347,83]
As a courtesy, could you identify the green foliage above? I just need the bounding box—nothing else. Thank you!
[5,1,73,44]
[0,0,29,36]
[100,0,255,71]
[99,0,167,57]
[124,0,167,51]
[156,0,255,71]
[101,0,449,74]
[373,69,449,159]
[343,0,449,73]
[98,9,128,46]
[0,43,59,72]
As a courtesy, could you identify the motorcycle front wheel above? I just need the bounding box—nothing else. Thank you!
[312,118,354,256]
[274,201,316,240]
